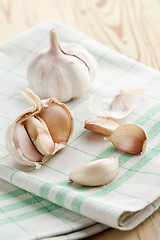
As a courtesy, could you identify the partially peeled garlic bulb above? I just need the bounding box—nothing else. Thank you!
[6,89,73,168]
[27,28,97,102]
[110,124,147,154]
[69,157,119,186]
[84,116,120,136]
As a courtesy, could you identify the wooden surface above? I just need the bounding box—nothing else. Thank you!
[0,0,160,239]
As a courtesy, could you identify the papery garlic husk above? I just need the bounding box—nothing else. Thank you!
[110,124,147,154]
[84,116,120,136]
[27,28,97,102]
[6,89,73,169]
[89,89,144,119]
[69,157,119,187]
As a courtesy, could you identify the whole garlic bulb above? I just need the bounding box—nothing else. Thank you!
[6,89,73,169]
[27,28,97,102]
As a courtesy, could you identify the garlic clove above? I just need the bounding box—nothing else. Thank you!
[24,116,55,155]
[84,116,120,136]
[89,89,144,119]
[69,157,119,187]
[39,101,73,144]
[110,124,147,154]
[27,28,97,102]
[13,123,43,162]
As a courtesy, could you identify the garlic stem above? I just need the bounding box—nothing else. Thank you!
[49,28,61,54]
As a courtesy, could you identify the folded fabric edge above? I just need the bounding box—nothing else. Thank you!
[118,196,160,230]
[42,223,108,240]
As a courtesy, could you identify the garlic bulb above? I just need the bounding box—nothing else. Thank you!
[84,116,120,136]
[69,157,119,187]
[89,89,144,119]
[6,89,73,169]
[110,124,147,154]
[27,28,97,102]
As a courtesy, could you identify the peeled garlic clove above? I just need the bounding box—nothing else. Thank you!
[24,116,55,155]
[89,89,144,119]
[27,28,97,102]
[110,124,147,154]
[6,89,73,168]
[84,116,120,135]
[69,157,119,187]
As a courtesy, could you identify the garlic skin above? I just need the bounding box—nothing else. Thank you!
[89,89,144,119]
[110,124,147,154]
[6,89,73,168]
[27,28,97,102]
[69,157,119,187]
[84,116,120,136]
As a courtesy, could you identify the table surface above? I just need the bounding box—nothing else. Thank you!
[0,0,160,239]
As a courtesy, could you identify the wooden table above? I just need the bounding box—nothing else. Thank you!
[0,0,160,239]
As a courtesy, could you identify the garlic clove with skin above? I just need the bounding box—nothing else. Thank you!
[24,116,55,155]
[110,124,147,154]
[69,157,119,187]
[13,123,43,162]
[6,89,73,168]
[27,28,97,102]
[39,102,72,144]
[84,116,120,136]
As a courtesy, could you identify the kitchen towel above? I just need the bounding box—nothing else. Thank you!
[0,20,160,239]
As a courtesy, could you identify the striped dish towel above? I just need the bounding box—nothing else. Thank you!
[0,20,160,239]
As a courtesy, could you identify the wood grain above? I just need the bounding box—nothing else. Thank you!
[0,0,160,239]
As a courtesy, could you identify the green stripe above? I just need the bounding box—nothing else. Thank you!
[121,165,160,176]
[10,170,18,184]
[39,183,53,200]
[0,203,61,226]
[67,130,87,146]
[0,189,26,201]
[43,164,69,176]
[68,145,100,159]
[114,190,156,208]
[0,196,43,213]
[55,189,69,207]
